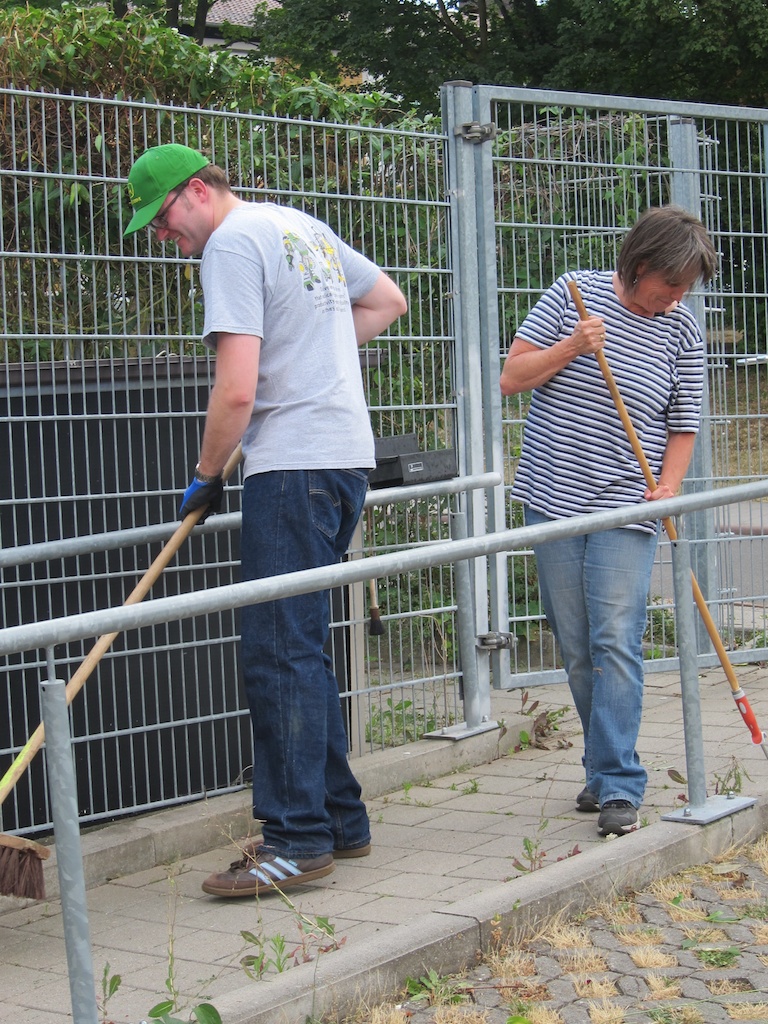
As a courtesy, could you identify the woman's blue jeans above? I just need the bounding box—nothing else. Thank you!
[240,468,371,858]
[525,507,659,808]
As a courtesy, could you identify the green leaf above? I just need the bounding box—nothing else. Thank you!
[192,1004,222,1024]
[148,1001,175,1018]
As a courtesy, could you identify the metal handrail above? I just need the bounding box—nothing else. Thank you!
[0,472,501,570]
[2,479,768,658]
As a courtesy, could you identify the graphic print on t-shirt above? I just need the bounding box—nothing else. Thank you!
[282,228,346,291]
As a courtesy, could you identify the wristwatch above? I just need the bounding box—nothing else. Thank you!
[194,463,221,484]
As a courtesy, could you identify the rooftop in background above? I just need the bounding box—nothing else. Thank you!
[207,0,280,29]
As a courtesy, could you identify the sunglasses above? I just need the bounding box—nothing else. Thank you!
[149,182,188,232]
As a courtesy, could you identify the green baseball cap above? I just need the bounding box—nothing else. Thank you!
[124,144,209,235]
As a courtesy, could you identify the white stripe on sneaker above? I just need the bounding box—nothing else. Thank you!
[248,856,302,885]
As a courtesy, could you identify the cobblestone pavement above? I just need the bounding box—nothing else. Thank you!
[399,839,768,1024]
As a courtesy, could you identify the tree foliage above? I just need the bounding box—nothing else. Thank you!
[0,2,405,118]
[257,0,768,112]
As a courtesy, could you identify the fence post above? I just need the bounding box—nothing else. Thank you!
[668,115,718,654]
[40,663,99,1024]
[441,81,512,695]
[441,81,495,707]
[662,539,755,825]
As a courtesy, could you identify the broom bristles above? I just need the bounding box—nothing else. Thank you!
[0,835,48,900]
[368,607,386,636]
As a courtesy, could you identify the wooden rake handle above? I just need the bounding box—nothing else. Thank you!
[566,281,762,739]
[0,445,243,805]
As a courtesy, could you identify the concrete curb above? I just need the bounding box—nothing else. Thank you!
[213,795,768,1024]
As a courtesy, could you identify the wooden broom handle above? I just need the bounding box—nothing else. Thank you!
[0,445,243,805]
[566,281,749,703]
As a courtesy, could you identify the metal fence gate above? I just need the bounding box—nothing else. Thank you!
[3,82,768,835]
[443,83,768,688]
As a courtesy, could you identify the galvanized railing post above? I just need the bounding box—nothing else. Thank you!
[662,538,755,825]
[40,658,99,1024]
[668,114,718,654]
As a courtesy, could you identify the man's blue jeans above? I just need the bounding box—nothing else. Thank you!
[525,507,659,808]
[240,468,371,858]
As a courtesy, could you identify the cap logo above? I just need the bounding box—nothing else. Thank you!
[127,181,141,207]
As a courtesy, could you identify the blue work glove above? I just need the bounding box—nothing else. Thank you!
[179,475,224,521]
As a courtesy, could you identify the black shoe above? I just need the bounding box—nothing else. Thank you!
[598,800,638,836]
[576,787,599,812]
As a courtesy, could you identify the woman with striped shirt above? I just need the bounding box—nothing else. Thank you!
[500,206,718,837]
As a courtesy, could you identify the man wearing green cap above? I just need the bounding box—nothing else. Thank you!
[125,144,407,897]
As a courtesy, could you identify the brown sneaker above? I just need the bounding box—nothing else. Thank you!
[201,846,334,897]
[333,843,371,858]
[238,836,371,861]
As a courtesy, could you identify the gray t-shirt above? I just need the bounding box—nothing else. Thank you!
[201,203,381,477]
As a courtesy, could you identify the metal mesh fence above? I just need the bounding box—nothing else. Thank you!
[479,90,768,680]
[5,83,768,833]
[0,88,459,835]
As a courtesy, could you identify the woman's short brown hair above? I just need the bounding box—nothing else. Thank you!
[617,205,718,295]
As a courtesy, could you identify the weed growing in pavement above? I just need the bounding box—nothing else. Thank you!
[404,967,472,1006]
[647,1008,704,1023]
[712,755,752,795]
[146,999,221,1023]
[513,691,571,752]
[689,944,741,968]
[240,887,345,979]
[365,697,440,747]
[240,930,291,978]
[645,973,682,999]
[143,869,222,1024]
[98,962,121,1023]
[510,819,581,875]
[511,822,548,873]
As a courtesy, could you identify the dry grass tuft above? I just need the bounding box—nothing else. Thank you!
[537,920,592,948]
[586,998,626,1023]
[495,979,549,1001]
[719,885,757,901]
[681,926,728,944]
[590,899,642,926]
[432,1008,491,1024]
[754,924,768,943]
[746,834,768,873]
[648,876,694,902]
[726,1003,768,1020]
[707,978,754,994]
[344,1003,411,1024]
[573,977,617,998]
[616,925,663,946]
[665,901,708,922]
[663,1007,704,1023]
[645,973,682,999]
[558,949,608,973]
[517,1007,564,1024]
[629,946,678,969]
[484,947,536,979]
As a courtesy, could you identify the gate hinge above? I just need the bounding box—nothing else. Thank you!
[476,631,516,651]
[454,121,497,144]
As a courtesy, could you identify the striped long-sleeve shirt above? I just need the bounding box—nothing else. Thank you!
[509,270,704,533]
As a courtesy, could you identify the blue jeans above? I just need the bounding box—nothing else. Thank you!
[525,507,659,808]
[240,468,371,858]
